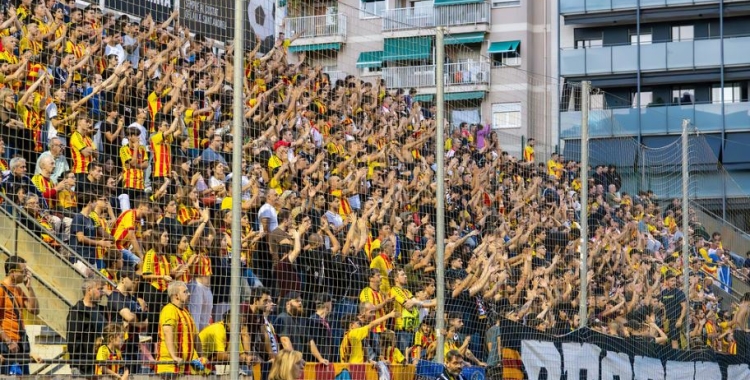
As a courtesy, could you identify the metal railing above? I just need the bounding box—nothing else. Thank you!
[382,2,490,31]
[561,0,748,14]
[382,60,490,88]
[284,13,347,39]
[560,36,750,76]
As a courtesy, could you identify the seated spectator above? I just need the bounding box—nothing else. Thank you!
[34,137,69,184]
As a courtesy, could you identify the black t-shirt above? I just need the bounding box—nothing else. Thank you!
[446,290,488,335]
[107,290,143,338]
[274,312,309,356]
[308,314,333,362]
[99,120,120,161]
[660,287,686,321]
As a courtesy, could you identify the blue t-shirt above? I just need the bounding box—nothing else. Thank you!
[70,213,96,264]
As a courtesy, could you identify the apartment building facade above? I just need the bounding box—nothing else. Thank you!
[558,0,750,213]
[283,0,556,156]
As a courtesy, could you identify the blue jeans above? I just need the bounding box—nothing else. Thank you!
[396,330,413,355]
[121,249,142,268]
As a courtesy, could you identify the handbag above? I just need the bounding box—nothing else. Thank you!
[0,284,31,355]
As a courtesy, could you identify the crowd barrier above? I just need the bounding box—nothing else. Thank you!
[497,319,750,380]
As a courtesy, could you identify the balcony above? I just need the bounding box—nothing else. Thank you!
[382,2,490,35]
[560,0,746,15]
[560,36,750,76]
[284,13,347,45]
[382,60,491,91]
[560,102,750,138]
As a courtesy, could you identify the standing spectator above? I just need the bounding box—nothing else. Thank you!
[259,188,280,233]
[150,110,182,188]
[186,210,214,332]
[0,256,39,375]
[661,273,688,349]
[359,268,393,357]
[156,281,205,376]
[66,278,108,377]
[308,292,333,365]
[111,199,150,263]
[199,311,255,374]
[274,292,309,358]
[339,309,399,364]
[120,127,148,201]
[389,267,424,354]
[523,138,535,163]
[243,288,275,362]
[106,268,146,375]
[201,133,227,166]
[94,323,129,379]
[70,115,98,183]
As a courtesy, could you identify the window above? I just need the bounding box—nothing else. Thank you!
[492,103,521,129]
[360,66,382,76]
[492,0,520,7]
[672,25,694,42]
[632,91,653,108]
[672,87,694,105]
[576,39,603,48]
[630,32,652,45]
[712,84,742,104]
[360,0,386,19]
[492,51,521,66]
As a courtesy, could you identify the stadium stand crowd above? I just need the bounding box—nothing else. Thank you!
[0,0,745,377]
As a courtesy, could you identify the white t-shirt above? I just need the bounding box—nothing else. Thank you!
[258,203,278,232]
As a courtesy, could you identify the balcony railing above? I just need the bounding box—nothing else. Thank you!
[560,102,750,138]
[560,0,746,14]
[560,36,750,76]
[382,2,490,31]
[284,13,347,39]
[382,61,490,89]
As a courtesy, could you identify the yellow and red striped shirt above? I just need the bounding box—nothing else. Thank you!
[95,345,122,376]
[359,286,387,333]
[184,248,211,278]
[183,109,208,150]
[143,249,170,291]
[31,174,56,209]
[120,144,148,190]
[169,253,190,284]
[147,92,161,133]
[150,131,173,178]
[330,189,352,217]
[90,211,111,262]
[177,204,200,226]
[70,131,95,174]
[157,303,199,375]
[111,209,140,250]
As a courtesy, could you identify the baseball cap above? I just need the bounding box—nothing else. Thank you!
[273,140,291,151]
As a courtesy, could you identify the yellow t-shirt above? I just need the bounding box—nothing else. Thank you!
[389,286,419,332]
[95,344,122,376]
[157,303,199,374]
[339,326,370,364]
[370,254,393,294]
[199,321,228,356]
